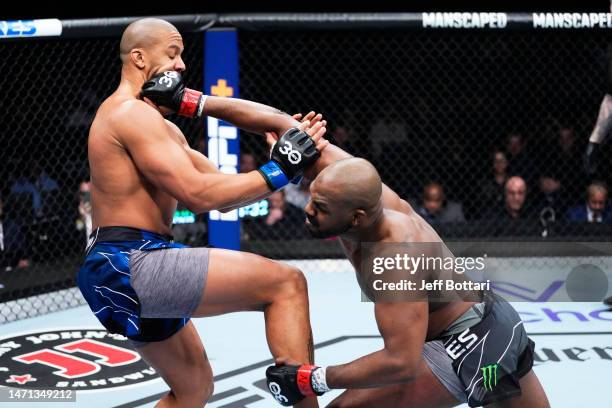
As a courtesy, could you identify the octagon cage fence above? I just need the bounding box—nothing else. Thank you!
[1,12,612,323]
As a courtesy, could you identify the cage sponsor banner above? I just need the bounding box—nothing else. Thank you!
[0,20,62,38]
[3,13,612,43]
[421,12,612,29]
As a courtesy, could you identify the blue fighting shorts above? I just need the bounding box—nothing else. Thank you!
[77,226,190,343]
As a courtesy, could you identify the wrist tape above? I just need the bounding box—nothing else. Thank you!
[178,89,207,117]
[258,161,290,191]
[311,367,330,394]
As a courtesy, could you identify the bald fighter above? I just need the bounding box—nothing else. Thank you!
[264,121,549,407]
[77,18,327,408]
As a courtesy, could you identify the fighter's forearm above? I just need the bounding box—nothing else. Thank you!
[203,96,300,136]
[325,348,416,390]
[187,171,271,214]
[590,94,612,143]
[217,191,272,213]
[304,143,353,180]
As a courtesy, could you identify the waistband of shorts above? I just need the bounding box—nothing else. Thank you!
[89,226,174,243]
[439,291,496,338]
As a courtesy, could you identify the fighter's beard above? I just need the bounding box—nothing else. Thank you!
[306,221,352,239]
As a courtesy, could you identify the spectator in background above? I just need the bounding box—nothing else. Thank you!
[533,173,567,223]
[505,132,536,185]
[566,182,612,223]
[414,182,465,224]
[10,159,59,218]
[284,178,311,210]
[485,176,531,221]
[239,152,258,173]
[550,125,582,200]
[76,180,93,243]
[478,149,509,212]
[0,195,30,270]
[327,108,365,158]
[245,190,306,239]
[329,123,358,156]
[369,106,408,159]
[265,190,305,227]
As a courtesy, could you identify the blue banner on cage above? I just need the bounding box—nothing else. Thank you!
[205,29,240,250]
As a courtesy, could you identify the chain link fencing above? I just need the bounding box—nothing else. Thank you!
[0,34,204,322]
[1,25,611,322]
[239,29,612,258]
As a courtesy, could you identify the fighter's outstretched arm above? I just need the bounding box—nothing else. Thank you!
[113,101,319,214]
[324,300,428,388]
[203,96,303,137]
[265,300,428,405]
[142,71,304,137]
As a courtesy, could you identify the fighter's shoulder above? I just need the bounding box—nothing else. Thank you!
[95,99,164,148]
[385,208,413,224]
[385,209,427,242]
[108,98,164,131]
[164,119,188,142]
[381,186,414,215]
[111,99,163,122]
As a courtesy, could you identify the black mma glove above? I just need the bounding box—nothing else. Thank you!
[584,142,601,176]
[266,364,328,406]
[141,71,206,118]
[258,128,320,191]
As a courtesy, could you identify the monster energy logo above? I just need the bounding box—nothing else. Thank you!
[481,363,498,391]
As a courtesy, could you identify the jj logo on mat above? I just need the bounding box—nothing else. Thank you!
[0,329,158,390]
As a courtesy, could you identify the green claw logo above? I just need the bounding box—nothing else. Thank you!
[481,363,498,391]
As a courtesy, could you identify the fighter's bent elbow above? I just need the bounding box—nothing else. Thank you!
[181,196,215,215]
[184,197,235,214]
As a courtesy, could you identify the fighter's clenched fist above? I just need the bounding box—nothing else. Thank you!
[258,128,321,190]
[266,364,328,406]
[141,71,206,117]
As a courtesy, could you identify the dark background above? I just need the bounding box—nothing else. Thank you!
[1,0,608,20]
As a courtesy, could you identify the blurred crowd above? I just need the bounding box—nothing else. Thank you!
[2,119,612,272]
[239,120,612,241]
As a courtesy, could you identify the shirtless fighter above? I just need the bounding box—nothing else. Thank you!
[265,124,550,408]
[77,18,327,408]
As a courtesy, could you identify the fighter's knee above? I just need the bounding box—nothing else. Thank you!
[278,265,308,297]
[188,372,213,405]
[201,378,214,403]
[187,361,214,404]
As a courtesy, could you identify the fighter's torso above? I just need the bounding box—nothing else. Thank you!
[340,209,478,340]
[87,94,184,236]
